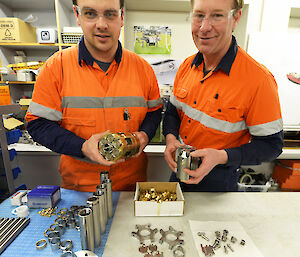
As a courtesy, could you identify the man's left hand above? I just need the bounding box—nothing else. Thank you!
[182,148,228,184]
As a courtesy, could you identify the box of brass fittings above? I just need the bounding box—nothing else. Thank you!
[134,182,184,216]
[27,185,61,209]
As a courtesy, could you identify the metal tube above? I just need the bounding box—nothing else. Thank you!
[96,184,108,225]
[0,218,18,239]
[93,191,106,234]
[86,196,101,248]
[105,179,113,218]
[100,171,109,183]
[78,207,94,252]
[0,218,9,231]
[0,218,23,246]
[0,218,30,255]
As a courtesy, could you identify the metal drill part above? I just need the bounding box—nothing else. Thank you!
[224,245,228,254]
[175,146,201,181]
[132,224,158,244]
[104,179,113,218]
[78,207,95,252]
[98,132,140,161]
[159,226,184,250]
[50,237,61,251]
[0,218,30,255]
[98,183,108,225]
[227,243,234,252]
[173,245,185,257]
[148,243,158,252]
[240,239,246,246]
[100,171,109,183]
[36,239,47,250]
[212,239,221,249]
[87,196,101,248]
[230,236,237,243]
[60,239,73,251]
[221,230,228,242]
[93,191,106,234]
[197,232,209,241]
[215,231,221,239]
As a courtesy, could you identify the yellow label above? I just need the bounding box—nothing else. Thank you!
[0,20,17,42]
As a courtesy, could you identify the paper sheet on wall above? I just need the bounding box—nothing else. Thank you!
[189,220,264,257]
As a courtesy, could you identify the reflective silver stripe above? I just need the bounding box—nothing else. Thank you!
[171,94,283,135]
[28,101,63,121]
[248,119,283,136]
[61,96,147,109]
[147,98,163,108]
[170,94,247,134]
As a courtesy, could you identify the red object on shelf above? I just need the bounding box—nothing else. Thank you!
[287,72,300,85]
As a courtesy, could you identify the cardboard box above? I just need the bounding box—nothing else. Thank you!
[134,182,185,216]
[27,185,61,208]
[0,18,36,43]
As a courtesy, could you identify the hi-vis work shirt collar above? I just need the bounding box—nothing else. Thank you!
[78,35,122,66]
[191,36,238,76]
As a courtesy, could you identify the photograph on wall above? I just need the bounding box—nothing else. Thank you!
[133,25,171,54]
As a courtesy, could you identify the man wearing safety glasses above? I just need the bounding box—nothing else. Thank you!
[163,0,283,191]
[26,0,163,192]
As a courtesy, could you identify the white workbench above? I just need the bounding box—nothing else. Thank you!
[103,192,300,257]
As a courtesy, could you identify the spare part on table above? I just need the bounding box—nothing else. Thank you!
[98,132,140,161]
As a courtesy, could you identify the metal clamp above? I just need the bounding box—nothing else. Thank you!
[36,239,47,250]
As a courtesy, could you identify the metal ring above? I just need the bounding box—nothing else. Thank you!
[50,237,61,251]
[44,228,54,238]
[61,251,74,257]
[60,240,73,251]
[36,239,47,250]
[47,231,60,242]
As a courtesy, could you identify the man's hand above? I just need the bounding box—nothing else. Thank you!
[133,131,149,157]
[183,148,228,184]
[164,134,184,171]
[81,131,116,166]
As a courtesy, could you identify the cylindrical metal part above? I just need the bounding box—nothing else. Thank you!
[0,218,30,255]
[0,218,16,237]
[78,207,95,252]
[100,171,109,183]
[98,183,108,224]
[0,218,10,232]
[86,196,101,248]
[0,218,24,246]
[104,179,113,218]
[93,190,106,234]
[50,237,61,251]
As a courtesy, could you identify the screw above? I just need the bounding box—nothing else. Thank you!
[197,232,209,241]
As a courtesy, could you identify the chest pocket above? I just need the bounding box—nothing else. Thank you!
[175,88,188,99]
[203,99,244,123]
[62,117,96,140]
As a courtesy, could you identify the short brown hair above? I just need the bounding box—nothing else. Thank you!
[72,0,124,9]
[190,0,244,11]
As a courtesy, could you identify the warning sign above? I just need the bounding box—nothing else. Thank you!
[0,86,11,105]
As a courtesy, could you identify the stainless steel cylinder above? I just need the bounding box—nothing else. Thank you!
[86,196,101,248]
[93,190,106,234]
[104,179,113,218]
[175,146,201,181]
[100,171,109,183]
[97,184,108,225]
[78,207,95,252]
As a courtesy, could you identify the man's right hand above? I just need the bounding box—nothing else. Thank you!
[81,131,116,166]
[164,134,184,171]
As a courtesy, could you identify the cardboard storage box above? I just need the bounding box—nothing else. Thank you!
[134,182,185,216]
[0,18,36,43]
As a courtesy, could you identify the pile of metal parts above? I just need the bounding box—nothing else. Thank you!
[98,132,140,161]
[35,171,113,256]
[38,206,58,217]
[139,188,177,203]
[198,229,246,256]
[132,224,185,257]
[0,217,30,255]
[175,146,201,181]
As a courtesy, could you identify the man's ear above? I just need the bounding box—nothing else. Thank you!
[73,5,81,26]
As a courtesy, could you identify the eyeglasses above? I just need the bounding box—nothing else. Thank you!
[191,9,236,26]
[75,6,122,22]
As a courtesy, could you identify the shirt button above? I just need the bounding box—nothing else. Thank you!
[201,80,204,84]
[188,120,191,123]
[218,109,222,112]
[184,136,187,139]
[194,101,197,104]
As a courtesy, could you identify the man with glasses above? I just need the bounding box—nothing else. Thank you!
[163,0,283,191]
[25,0,162,192]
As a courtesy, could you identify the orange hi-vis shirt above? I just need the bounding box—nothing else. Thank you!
[26,43,162,192]
[171,43,283,150]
